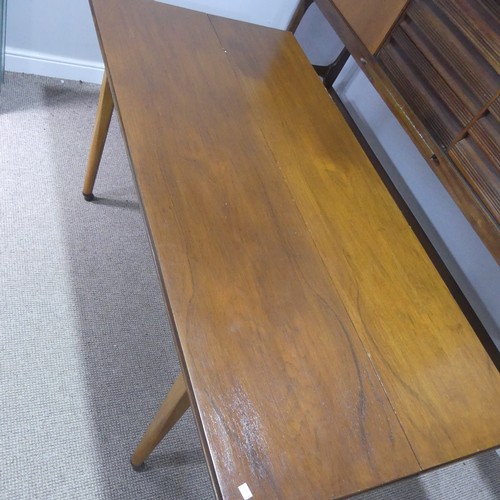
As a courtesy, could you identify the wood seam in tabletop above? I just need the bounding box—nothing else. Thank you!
[210,18,423,471]
[199,15,421,491]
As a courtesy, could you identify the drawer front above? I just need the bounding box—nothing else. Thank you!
[377,0,499,151]
[377,0,500,240]
[449,99,500,225]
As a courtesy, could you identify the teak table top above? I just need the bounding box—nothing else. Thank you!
[89,0,500,497]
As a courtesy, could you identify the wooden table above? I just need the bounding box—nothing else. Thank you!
[83,0,500,498]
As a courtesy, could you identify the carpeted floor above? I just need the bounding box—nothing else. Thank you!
[1,71,499,499]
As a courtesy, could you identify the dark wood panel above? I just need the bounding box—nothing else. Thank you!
[432,0,500,73]
[468,112,500,171]
[409,0,499,105]
[400,18,484,116]
[391,28,473,126]
[449,136,500,225]
[490,97,500,123]
[379,37,463,148]
[380,0,500,133]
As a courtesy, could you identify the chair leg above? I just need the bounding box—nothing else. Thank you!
[321,47,350,88]
[130,372,191,471]
[287,0,314,33]
[82,71,114,201]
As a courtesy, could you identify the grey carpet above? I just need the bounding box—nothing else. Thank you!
[0,71,499,500]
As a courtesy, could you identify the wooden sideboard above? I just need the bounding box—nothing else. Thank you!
[305,0,499,262]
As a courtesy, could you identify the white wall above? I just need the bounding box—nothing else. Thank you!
[6,0,104,82]
[5,0,299,83]
[296,5,500,348]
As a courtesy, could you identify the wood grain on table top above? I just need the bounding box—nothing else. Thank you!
[89,0,500,498]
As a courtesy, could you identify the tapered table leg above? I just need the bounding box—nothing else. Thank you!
[130,372,191,471]
[82,71,114,201]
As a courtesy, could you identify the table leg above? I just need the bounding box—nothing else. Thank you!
[130,372,191,471]
[82,71,114,201]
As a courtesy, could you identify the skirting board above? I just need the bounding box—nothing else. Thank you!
[5,47,104,84]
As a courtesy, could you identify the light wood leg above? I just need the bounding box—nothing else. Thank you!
[130,372,190,471]
[82,71,114,201]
